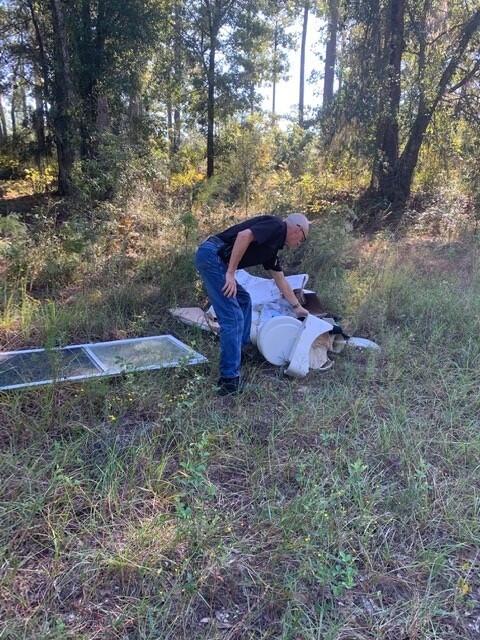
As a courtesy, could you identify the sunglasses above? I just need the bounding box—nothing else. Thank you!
[297,224,307,243]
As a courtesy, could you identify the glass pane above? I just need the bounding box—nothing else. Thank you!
[88,337,196,371]
[0,347,102,389]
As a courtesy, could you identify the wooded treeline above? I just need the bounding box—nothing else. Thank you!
[0,0,479,218]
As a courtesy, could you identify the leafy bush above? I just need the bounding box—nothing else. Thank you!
[410,187,474,238]
[217,117,275,213]
[0,153,22,179]
[282,207,353,314]
[72,134,169,202]
[462,130,480,220]
[24,165,57,194]
[0,209,93,292]
[0,215,32,280]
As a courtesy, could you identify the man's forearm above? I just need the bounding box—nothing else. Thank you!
[227,231,253,273]
[269,270,300,306]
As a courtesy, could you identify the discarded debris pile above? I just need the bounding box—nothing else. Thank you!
[170,269,380,378]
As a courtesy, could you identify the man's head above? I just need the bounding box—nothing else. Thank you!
[285,213,311,249]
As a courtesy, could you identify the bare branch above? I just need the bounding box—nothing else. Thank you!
[448,57,480,93]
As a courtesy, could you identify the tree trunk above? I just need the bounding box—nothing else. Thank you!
[174,108,181,153]
[79,0,93,158]
[323,0,338,109]
[32,80,47,169]
[128,85,143,141]
[28,0,54,154]
[370,0,406,203]
[91,0,107,142]
[389,0,429,202]
[167,89,174,156]
[299,1,309,128]
[0,95,7,140]
[200,0,235,177]
[172,2,182,153]
[96,94,110,131]
[395,8,480,204]
[50,0,76,196]
[246,8,256,115]
[272,19,278,119]
[207,43,216,177]
[337,28,344,93]
[20,68,28,127]
[366,0,386,191]
[28,0,51,97]
[77,0,106,157]
[367,6,480,218]
[10,83,17,137]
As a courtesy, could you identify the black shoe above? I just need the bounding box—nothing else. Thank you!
[217,376,242,396]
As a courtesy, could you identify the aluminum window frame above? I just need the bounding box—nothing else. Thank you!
[0,335,207,391]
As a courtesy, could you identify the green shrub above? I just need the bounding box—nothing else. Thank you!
[283,208,353,314]
[72,135,169,202]
[24,165,56,194]
[0,215,32,281]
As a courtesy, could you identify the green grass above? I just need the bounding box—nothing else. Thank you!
[1,216,480,639]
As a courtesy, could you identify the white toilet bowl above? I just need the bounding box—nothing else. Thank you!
[256,316,303,366]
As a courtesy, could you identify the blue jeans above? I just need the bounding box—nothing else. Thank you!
[195,237,252,379]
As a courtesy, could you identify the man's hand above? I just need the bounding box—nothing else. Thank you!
[222,272,237,297]
[269,270,309,317]
[293,305,309,318]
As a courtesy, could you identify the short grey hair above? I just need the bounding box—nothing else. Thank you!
[286,213,311,237]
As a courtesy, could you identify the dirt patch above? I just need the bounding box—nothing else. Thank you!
[0,191,57,219]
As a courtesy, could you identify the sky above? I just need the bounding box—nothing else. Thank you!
[260,13,324,121]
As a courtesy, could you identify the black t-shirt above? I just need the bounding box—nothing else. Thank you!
[215,215,287,271]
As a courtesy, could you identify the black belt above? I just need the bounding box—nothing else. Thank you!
[205,235,229,262]
[206,235,224,247]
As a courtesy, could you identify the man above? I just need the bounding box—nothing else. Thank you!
[195,213,310,395]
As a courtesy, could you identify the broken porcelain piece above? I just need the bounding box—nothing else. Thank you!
[347,336,381,350]
[286,315,334,378]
